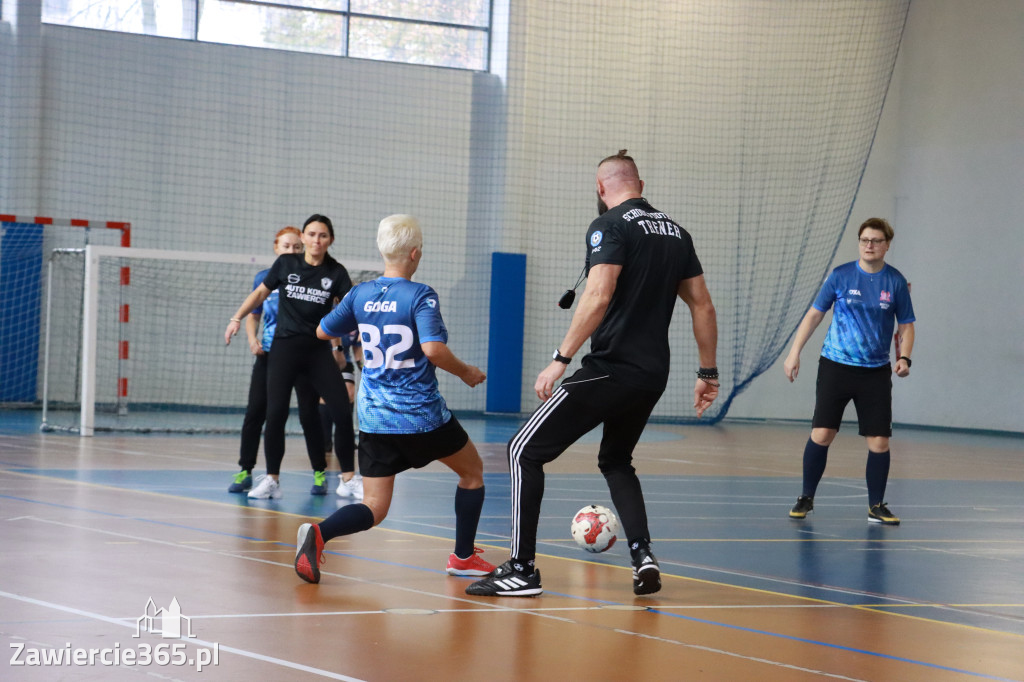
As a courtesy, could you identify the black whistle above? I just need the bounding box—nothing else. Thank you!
[558,290,576,309]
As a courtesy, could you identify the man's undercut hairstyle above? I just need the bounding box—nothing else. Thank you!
[858,217,894,242]
[597,149,641,189]
[599,149,636,166]
[377,214,423,263]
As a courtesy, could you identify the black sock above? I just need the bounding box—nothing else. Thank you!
[318,503,375,542]
[628,538,651,561]
[509,557,535,574]
[453,485,485,559]
[866,450,891,507]
[802,438,829,498]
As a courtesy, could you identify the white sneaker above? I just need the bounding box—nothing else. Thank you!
[248,475,282,499]
[336,473,364,500]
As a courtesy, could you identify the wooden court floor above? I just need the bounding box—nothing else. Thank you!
[1,414,1022,681]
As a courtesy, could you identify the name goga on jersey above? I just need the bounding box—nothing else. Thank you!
[320,277,451,434]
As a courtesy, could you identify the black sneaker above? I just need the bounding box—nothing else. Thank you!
[632,546,661,595]
[868,502,900,526]
[789,495,814,519]
[465,560,542,597]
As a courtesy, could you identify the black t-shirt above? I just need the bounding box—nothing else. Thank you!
[582,197,704,391]
[261,253,352,340]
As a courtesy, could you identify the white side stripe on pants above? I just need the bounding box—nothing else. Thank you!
[507,386,569,558]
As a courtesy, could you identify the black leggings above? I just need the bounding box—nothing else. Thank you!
[264,335,353,476]
[506,365,662,563]
[238,353,325,473]
[320,401,356,473]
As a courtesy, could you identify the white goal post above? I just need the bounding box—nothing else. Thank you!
[45,245,382,436]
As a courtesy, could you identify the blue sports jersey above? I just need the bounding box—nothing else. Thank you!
[250,268,279,352]
[319,277,450,434]
[813,261,915,367]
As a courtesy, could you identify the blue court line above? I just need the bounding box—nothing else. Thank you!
[1,488,1017,681]
[642,607,1019,681]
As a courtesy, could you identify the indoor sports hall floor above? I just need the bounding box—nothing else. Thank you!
[1,411,1022,681]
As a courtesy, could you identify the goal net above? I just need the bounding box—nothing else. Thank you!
[42,246,382,434]
[9,0,912,425]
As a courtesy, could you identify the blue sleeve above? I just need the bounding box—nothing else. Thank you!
[415,288,448,344]
[812,271,838,312]
[894,277,916,324]
[251,269,267,316]
[320,288,357,338]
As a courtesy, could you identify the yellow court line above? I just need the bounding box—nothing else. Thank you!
[3,468,1022,639]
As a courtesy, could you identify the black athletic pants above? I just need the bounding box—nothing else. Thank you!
[264,335,354,476]
[507,365,662,563]
[238,353,325,473]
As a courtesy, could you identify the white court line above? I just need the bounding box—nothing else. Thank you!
[0,590,363,681]
[186,603,848,621]
[2,516,928,679]
[622,629,868,682]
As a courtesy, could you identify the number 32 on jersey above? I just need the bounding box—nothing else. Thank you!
[359,323,414,369]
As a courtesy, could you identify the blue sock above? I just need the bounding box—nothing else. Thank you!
[866,450,891,506]
[802,438,829,498]
[318,503,374,542]
[453,485,485,559]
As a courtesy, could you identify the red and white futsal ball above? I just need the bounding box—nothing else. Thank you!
[570,504,619,553]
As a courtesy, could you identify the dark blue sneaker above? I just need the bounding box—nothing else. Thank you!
[310,470,328,495]
[228,470,252,493]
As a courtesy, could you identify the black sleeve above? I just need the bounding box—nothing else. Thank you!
[679,230,704,280]
[262,255,287,291]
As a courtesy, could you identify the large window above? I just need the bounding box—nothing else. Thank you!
[42,0,491,71]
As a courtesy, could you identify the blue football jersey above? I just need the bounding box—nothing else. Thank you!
[319,277,451,434]
[250,268,278,352]
[813,261,915,367]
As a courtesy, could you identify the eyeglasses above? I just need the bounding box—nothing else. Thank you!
[859,238,886,246]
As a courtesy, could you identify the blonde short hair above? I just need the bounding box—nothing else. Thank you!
[377,214,423,262]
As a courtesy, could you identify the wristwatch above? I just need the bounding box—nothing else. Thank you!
[552,349,572,364]
[899,356,912,367]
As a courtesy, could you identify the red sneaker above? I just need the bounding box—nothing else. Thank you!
[295,523,325,583]
[446,547,496,576]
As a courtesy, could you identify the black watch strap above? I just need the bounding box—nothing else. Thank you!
[552,349,572,364]
[899,355,912,367]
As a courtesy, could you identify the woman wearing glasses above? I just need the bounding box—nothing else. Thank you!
[782,217,916,525]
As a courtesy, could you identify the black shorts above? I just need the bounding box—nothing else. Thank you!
[812,357,892,437]
[358,416,470,477]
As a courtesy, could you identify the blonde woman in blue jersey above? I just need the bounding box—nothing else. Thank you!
[293,214,496,584]
[783,217,915,525]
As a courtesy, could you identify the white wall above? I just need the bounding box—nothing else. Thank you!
[726,0,1024,433]
[1,25,500,411]
[3,1,1020,431]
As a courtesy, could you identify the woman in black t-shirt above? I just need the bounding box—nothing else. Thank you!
[225,214,355,500]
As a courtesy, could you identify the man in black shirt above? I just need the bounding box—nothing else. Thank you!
[467,151,719,597]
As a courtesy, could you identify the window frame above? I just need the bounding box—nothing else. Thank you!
[42,0,493,72]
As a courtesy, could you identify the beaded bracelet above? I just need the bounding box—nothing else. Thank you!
[696,366,719,381]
